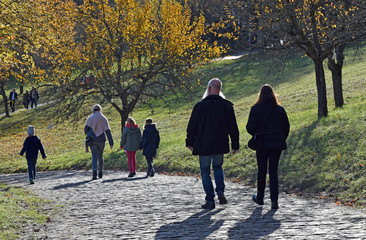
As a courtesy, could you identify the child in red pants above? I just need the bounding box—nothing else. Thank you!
[120,117,142,177]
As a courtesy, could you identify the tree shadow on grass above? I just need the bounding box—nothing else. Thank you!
[228,207,280,239]
[155,209,224,239]
[279,117,358,193]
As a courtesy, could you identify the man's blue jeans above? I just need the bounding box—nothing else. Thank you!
[199,154,225,203]
[30,99,37,108]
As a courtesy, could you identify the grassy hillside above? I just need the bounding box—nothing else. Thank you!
[1,48,365,207]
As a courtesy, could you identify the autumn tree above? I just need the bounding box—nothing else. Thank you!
[48,0,224,132]
[0,0,77,116]
[0,0,37,117]
[235,0,366,116]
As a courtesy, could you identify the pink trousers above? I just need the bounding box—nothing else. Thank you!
[126,151,136,173]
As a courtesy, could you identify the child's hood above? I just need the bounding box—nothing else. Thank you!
[144,124,157,132]
[26,135,40,144]
[125,127,141,135]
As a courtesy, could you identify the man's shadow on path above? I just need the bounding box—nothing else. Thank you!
[155,209,224,240]
[228,207,280,239]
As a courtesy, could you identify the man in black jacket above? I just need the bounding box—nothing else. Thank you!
[186,78,239,209]
[9,88,18,112]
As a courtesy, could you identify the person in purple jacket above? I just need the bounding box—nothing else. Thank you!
[20,125,47,184]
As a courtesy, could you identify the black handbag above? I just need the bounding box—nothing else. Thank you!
[248,132,265,150]
[248,107,275,151]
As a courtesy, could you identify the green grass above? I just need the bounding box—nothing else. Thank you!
[0,183,52,239]
[1,47,365,209]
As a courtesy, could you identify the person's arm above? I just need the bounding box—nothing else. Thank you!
[38,139,47,159]
[105,129,114,148]
[84,125,91,135]
[141,130,147,149]
[228,105,240,152]
[120,128,127,148]
[186,104,199,149]
[246,107,257,136]
[156,130,160,148]
[20,140,27,156]
[138,129,142,144]
[282,108,290,139]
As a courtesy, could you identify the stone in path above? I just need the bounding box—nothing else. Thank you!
[0,171,365,239]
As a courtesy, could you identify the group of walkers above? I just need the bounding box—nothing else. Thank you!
[8,86,39,112]
[19,77,289,211]
[84,104,160,180]
[186,78,289,210]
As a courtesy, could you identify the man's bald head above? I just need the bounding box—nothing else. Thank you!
[208,78,222,95]
[202,78,225,99]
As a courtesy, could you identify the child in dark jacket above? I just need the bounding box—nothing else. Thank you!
[140,118,160,177]
[20,126,47,184]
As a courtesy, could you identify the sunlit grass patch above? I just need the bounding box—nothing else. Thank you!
[0,183,52,239]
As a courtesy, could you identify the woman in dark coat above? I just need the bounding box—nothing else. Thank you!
[140,118,160,177]
[246,84,290,209]
[23,90,30,109]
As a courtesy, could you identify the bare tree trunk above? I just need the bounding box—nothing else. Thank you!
[327,44,345,108]
[110,96,133,136]
[20,81,24,95]
[0,82,10,117]
[314,59,328,117]
[120,109,130,134]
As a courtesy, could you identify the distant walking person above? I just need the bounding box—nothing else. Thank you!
[30,86,39,108]
[140,118,160,177]
[9,88,18,112]
[246,84,290,209]
[20,125,47,184]
[84,104,114,180]
[186,78,240,209]
[120,117,142,177]
[23,89,30,109]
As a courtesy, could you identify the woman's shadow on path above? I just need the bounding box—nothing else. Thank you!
[228,207,280,239]
[52,176,148,189]
[155,209,224,239]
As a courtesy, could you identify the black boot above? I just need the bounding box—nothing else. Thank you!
[92,171,97,180]
[98,171,103,179]
[252,194,264,205]
[271,200,279,209]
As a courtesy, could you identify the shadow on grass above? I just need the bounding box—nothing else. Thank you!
[280,119,321,191]
[280,115,365,197]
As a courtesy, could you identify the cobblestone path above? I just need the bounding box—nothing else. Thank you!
[1,171,365,239]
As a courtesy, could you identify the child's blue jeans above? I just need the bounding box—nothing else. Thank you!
[27,158,37,180]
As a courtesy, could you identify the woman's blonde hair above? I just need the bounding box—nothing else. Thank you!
[126,117,136,126]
